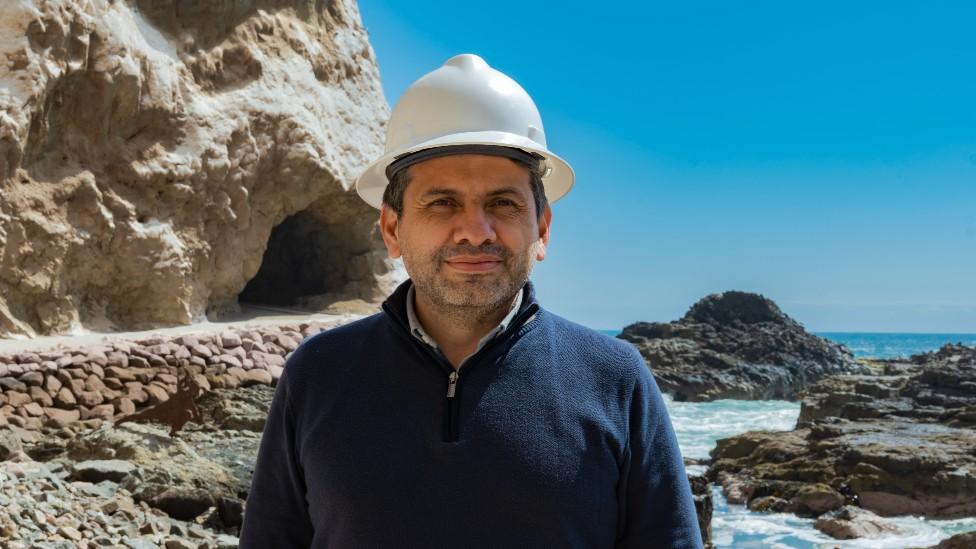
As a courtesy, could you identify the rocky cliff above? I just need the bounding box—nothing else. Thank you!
[0,0,402,339]
[619,291,866,401]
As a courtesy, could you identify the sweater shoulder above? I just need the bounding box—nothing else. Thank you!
[537,310,646,380]
[279,312,388,389]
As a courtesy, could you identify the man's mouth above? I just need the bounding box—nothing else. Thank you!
[444,256,503,273]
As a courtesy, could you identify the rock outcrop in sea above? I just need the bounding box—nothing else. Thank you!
[707,343,976,534]
[619,290,866,401]
[0,0,403,339]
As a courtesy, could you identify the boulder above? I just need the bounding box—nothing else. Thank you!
[619,291,866,401]
[70,459,138,483]
[814,506,902,540]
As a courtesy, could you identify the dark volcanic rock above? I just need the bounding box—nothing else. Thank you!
[707,343,976,521]
[689,475,713,548]
[619,291,865,401]
[798,344,976,428]
[914,531,976,549]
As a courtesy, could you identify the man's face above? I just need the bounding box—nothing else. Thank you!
[379,153,552,313]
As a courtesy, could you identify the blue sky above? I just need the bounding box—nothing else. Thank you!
[358,1,976,333]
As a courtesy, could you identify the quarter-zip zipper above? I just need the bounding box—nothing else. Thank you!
[382,299,541,442]
[447,370,458,398]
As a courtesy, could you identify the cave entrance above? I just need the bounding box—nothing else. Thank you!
[235,194,393,316]
[239,210,348,308]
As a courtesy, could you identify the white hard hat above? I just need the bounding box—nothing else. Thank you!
[354,53,575,209]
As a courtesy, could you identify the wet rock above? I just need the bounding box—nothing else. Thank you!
[749,496,790,513]
[914,531,976,548]
[709,343,976,520]
[788,483,845,516]
[688,475,713,547]
[814,505,903,540]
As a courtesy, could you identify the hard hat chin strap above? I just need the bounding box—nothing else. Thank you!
[385,144,545,182]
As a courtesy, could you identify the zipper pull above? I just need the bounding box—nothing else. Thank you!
[447,370,459,398]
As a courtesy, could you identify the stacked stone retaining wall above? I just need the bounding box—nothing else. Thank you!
[0,321,342,431]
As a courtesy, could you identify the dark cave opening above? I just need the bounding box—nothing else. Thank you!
[238,210,347,308]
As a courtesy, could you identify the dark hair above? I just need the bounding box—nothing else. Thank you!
[381,155,548,219]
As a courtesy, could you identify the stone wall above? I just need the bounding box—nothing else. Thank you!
[0,321,339,431]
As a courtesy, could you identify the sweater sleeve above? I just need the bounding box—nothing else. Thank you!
[616,351,703,549]
[239,360,315,548]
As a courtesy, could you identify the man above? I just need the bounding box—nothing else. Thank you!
[240,53,702,548]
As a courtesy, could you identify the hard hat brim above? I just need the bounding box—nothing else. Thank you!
[354,131,575,210]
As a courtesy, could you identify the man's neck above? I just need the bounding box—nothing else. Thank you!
[413,288,520,369]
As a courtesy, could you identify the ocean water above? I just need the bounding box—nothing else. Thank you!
[602,329,976,360]
[601,330,976,547]
[814,332,976,360]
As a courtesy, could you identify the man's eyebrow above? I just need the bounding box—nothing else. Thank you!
[417,186,527,200]
[418,188,459,198]
[486,187,527,198]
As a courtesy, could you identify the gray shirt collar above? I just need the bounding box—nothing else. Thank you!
[406,284,524,356]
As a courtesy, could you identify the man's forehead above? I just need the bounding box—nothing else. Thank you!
[406,154,532,195]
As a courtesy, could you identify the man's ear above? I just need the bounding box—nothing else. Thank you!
[535,204,552,262]
[379,204,402,259]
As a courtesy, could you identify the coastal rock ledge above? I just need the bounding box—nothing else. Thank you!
[708,343,976,528]
[619,290,866,401]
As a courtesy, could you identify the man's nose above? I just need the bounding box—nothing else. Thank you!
[453,206,496,246]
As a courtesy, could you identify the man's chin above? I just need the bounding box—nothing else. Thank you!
[430,282,517,310]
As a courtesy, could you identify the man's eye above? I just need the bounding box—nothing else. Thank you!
[493,199,517,207]
[430,198,454,207]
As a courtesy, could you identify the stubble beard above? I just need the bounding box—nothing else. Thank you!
[405,242,537,326]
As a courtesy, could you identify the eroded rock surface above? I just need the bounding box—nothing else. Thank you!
[0,382,273,546]
[619,291,865,401]
[0,0,402,338]
[707,343,976,522]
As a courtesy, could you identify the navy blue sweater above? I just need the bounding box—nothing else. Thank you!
[240,280,702,548]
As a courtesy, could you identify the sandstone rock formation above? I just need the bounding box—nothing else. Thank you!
[707,343,976,522]
[0,0,402,339]
[619,291,866,401]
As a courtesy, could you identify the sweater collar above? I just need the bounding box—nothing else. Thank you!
[405,284,523,351]
[382,278,540,339]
